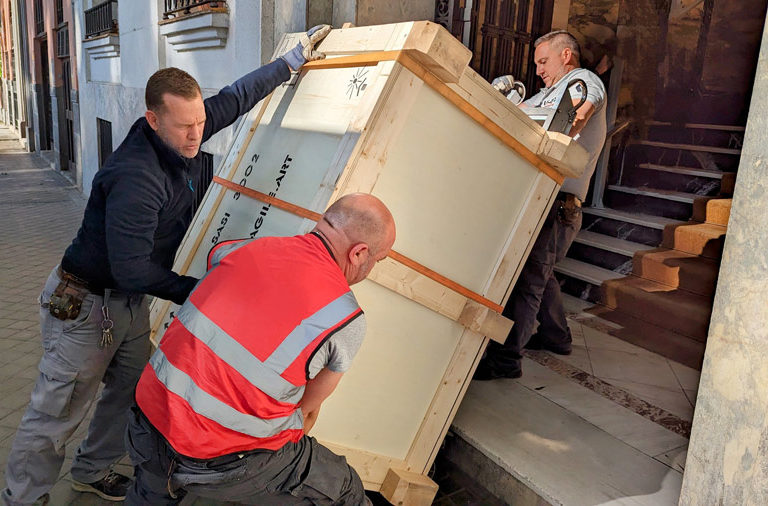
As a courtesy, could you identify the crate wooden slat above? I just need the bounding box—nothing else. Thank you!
[148,21,587,505]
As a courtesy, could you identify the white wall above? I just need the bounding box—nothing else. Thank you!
[74,0,306,196]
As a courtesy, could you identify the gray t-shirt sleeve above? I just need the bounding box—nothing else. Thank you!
[307,314,367,379]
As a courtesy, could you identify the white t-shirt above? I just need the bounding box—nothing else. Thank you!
[522,67,607,201]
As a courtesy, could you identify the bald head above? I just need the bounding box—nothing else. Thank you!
[313,193,396,285]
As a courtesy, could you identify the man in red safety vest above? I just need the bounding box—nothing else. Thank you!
[124,193,395,505]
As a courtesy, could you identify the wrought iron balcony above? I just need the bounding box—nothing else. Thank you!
[85,0,118,39]
[163,0,226,20]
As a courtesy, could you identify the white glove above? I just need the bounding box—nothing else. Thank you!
[280,24,332,71]
[491,75,517,94]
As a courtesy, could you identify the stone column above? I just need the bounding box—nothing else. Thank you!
[679,11,768,506]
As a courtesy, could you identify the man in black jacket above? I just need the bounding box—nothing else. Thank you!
[2,25,331,506]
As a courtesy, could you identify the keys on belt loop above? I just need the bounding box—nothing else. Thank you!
[100,289,114,348]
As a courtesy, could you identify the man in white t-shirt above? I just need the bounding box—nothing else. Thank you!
[476,30,607,380]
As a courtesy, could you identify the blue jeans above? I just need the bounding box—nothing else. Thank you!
[125,406,370,505]
[485,196,582,373]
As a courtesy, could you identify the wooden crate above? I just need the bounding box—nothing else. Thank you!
[149,21,586,505]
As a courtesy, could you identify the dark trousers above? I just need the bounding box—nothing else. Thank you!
[485,196,582,373]
[124,407,370,506]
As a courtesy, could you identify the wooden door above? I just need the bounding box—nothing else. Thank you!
[469,0,554,97]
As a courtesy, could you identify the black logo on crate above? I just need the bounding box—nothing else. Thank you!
[347,68,368,99]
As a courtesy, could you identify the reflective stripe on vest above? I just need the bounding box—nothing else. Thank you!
[167,289,361,404]
[149,348,304,437]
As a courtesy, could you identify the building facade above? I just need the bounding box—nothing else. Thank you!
[0,0,31,146]
[19,0,79,178]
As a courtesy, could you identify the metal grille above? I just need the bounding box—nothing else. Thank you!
[163,0,225,20]
[85,0,118,38]
[196,151,214,210]
[34,0,44,35]
[56,25,69,57]
[97,118,113,168]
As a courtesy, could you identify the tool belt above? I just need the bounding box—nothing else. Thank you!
[556,192,582,224]
[49,266,97,321]
[557,191,582,208]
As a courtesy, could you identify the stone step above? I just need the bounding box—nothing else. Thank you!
[637,140,741,156]
[661,222,727,259]
[586,304,706,370]
[607,185,699,204]
[601,276,713,341]
[582,207,684,230]
[692,198,732,226]
[633,248,720,297]
[645,120,745,132]
[604,186,699,220]
[554,257,624,286]
[452,363,686,505]
[574,230,654,257]
[637,163,724,179]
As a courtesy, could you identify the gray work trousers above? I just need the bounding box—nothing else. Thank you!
[125,407,371,506]
[2,266,151,506]
[485,196,582,373]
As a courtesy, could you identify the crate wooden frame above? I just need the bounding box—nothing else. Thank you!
[148,21,586,505]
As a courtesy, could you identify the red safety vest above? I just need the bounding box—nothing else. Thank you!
[135,233,362,459]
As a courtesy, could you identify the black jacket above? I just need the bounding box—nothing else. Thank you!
[62,59,291,304]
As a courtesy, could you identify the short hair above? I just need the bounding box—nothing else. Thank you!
[145,67,202,112]
[534,30,581,64]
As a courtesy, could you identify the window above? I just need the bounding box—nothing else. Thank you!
[56,0,64,25]
[56,25,69,57]
[97,118,113,168]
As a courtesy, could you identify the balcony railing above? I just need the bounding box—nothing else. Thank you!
[163,0,225,20]
[57,25,69,57]
[85,0,118,39]
[34,0,44,35]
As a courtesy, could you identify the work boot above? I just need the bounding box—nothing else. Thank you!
[71,470,131,501]
[472,358,522,380]
[524,334,572,355]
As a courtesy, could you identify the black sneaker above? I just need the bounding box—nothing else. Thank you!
[473,359,522,380]
[71,471,131,501]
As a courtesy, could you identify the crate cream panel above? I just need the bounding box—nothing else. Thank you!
[150,59,399,338]
[307,65,543,460]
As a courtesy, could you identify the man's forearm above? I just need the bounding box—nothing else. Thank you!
[569,100,596,137]
[303,406,320,434]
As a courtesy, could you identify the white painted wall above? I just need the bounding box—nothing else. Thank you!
[73,0,306,196]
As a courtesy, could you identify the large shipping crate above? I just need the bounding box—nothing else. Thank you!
[149,21,587,505]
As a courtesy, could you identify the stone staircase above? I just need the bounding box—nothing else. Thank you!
[555,122,742,369]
